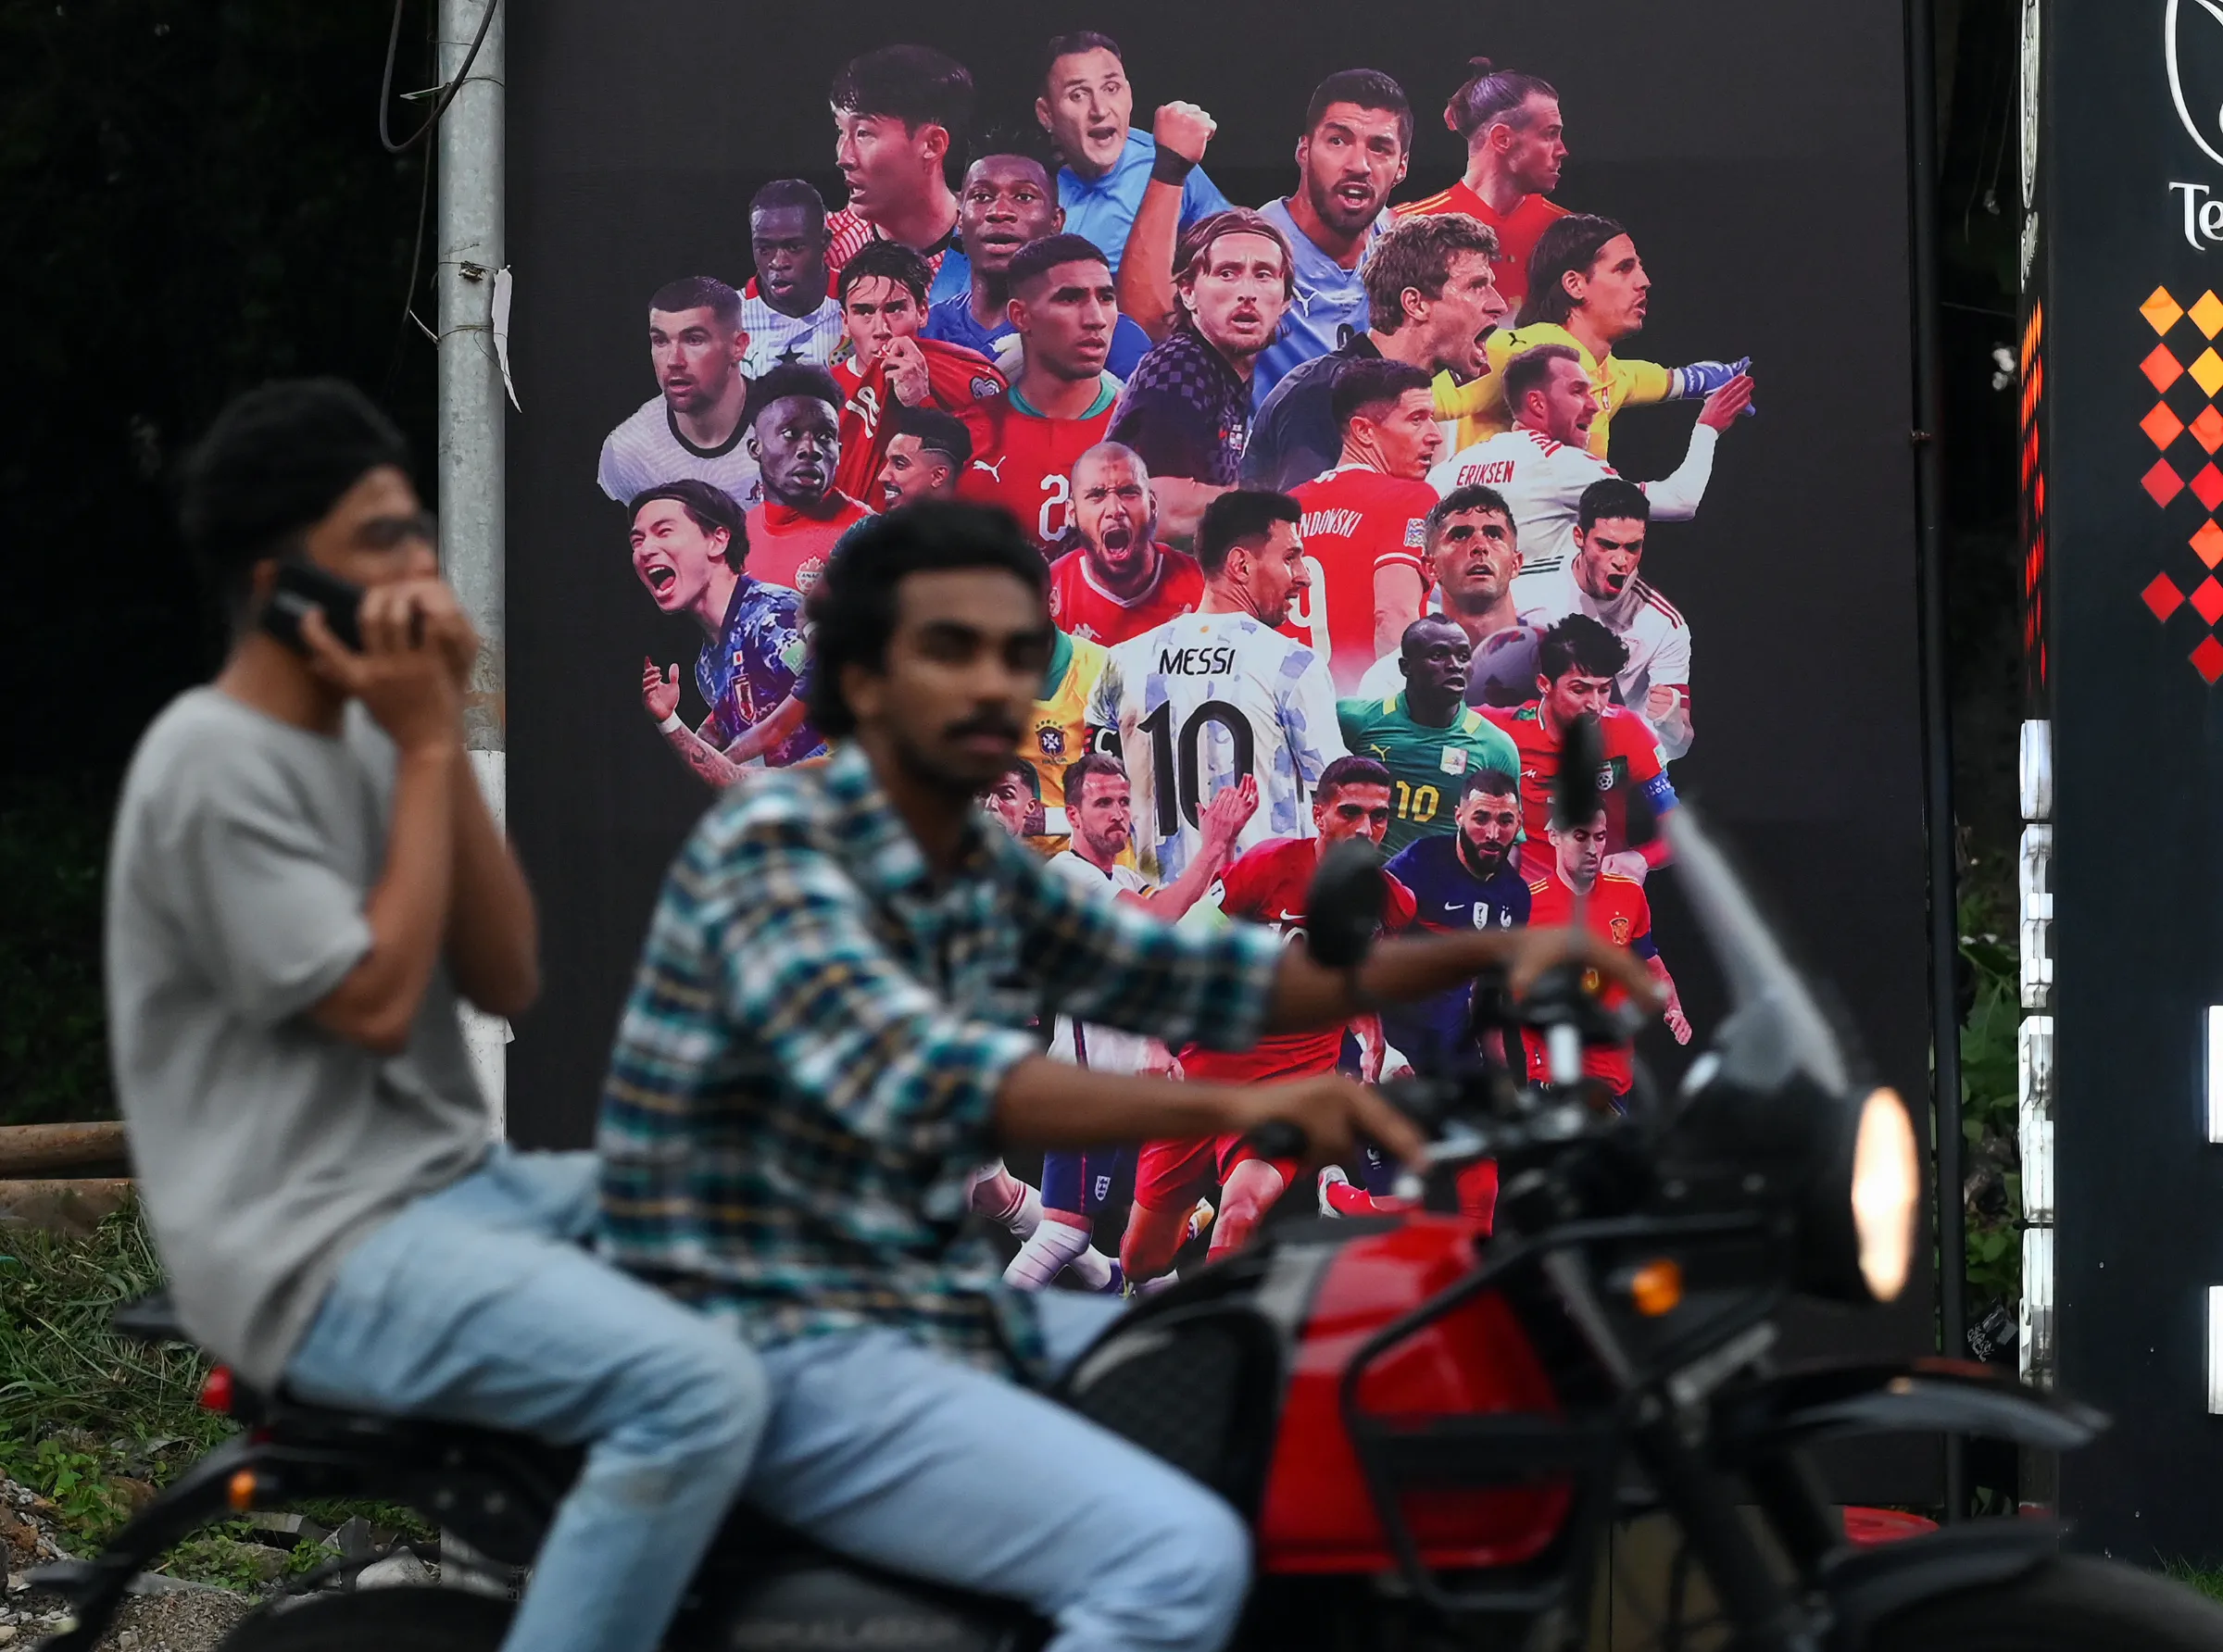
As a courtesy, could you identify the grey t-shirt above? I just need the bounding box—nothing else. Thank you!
[105,688,492,1388]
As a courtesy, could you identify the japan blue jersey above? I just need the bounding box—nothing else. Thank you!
[695,576,826,769]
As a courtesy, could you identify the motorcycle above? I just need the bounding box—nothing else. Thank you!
[28,726,2223,1652]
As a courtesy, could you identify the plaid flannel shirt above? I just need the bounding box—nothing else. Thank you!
[598,743,1285,1370]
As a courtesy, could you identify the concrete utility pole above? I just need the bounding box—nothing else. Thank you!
[435,0,509,1132]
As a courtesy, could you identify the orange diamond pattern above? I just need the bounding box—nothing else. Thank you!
[2132,293,2223,683]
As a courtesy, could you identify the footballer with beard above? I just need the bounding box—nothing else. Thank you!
[1046,442,1203,645]
[873,407,973,508]
[630,482,825,789]
[597,276,760,508]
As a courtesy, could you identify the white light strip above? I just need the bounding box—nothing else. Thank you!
[2209,1007,2223,1145]
[2210,1286,2223,1414]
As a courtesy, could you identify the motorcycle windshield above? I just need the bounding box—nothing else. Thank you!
[1661,806,1849,1100]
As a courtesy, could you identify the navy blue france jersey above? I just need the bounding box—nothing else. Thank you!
[1381,834,1532,1074]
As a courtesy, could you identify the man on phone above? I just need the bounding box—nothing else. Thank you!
[107,381,767,1652]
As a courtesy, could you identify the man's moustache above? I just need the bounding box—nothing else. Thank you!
[949,717,1022,744]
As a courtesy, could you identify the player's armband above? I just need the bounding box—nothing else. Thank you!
[1639,771,1678,813]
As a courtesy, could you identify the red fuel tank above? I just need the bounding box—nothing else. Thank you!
[1257,1216,1572,1573]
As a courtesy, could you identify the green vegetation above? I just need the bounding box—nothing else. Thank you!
[0,776,119,1126]
[1959,899,2022,1309]
[0,1203,427,1589]
[2165,1559,2223,1606]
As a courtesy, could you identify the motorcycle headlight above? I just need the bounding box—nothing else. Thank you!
[1850,1086,1918,1303]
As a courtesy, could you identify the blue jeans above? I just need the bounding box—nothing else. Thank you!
[286,1147,767,1652]
[746,1293,1250,1652]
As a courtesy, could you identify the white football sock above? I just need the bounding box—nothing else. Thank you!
[1005,1219,1091,1289]
[1064,1243,1115,1292]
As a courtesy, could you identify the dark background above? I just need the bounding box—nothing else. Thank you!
[0,0,2030,1516]
[2043,0,2223,1564]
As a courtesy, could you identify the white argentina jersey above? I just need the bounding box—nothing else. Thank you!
[1086,609,1347,882]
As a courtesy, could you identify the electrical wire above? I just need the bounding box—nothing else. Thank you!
[378,0,501,156]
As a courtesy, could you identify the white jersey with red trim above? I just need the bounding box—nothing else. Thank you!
[1514,557,1693,758]
[1086,609,1348,883]
[1425,422,1720,576]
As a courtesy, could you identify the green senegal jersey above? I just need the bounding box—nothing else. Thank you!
[1336,693,1524,854]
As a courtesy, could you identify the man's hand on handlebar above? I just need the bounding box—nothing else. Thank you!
[1498,924,1665,1007]
[1225,1075,1427,1172]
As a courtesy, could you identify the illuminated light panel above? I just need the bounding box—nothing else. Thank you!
[2192,577,2223,624]
[2146,342,2187,391]
[2193,348,2223,396]
[2146,457,2187,505]
[2145,571,2187,620]
[2192,290,2223,338]
[2195,407,2223,453]
[2145,402,2188,449]
[2208,1007,2223,1144]
[2193,462,2223,510]
[2194,521,2223,567]
[2195,635,2223,683]
[2210,1286,2223,1413]
[2145,285,2187,333]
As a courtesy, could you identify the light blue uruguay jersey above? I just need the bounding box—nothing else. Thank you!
[1085,608,1348,883]
[1250,195,1393,409]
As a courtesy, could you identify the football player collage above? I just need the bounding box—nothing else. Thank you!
[597,31,1756,1293]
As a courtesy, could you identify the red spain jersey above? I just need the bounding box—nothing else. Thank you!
[1393,181,1569,309]
[1522,866,1657,1095]
[1282,465,1438,693]
[741,495,871,596]
[830,339,1005,505]
[1180,838,1417,1083]
[1481,701,1667,870]
[1047,544,1204,645]
[955,380,1120,552]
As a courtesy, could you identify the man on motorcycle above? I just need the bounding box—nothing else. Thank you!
[105,381,769,1652]
[598,498,1657,1652]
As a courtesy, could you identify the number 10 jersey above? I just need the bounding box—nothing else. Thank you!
[1086,608,1348,882]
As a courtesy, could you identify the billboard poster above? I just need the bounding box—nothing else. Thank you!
[506,0,1933,1484]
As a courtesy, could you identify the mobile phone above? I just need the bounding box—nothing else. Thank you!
[261,559,365,655]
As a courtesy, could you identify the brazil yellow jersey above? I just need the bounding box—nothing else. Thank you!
[1022,630,1110,857]
[1430,321,1675,458]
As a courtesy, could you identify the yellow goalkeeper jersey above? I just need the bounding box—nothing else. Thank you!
[1430,322,1675,458]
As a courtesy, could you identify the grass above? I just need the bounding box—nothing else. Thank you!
[2165,1559,2223,1605]
[0,1201,430,1588]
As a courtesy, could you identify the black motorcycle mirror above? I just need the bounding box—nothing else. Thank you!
[1552,712,1605,838]
[1304,837,1387,971]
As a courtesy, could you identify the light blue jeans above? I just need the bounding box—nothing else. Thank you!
[286,1147,766,1652]
[745,1293,1252,1652]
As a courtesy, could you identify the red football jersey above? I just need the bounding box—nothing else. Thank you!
[1522,866,1655,1094]
[955,381,1120,552]
[1180,837,1417,1083]
[1046,544,1205,645]
[831,339,1005,505]
[1481,702,1665,868]
[1393,181,1570,309]
[742,495,871,595]
[1282,465,1438,693]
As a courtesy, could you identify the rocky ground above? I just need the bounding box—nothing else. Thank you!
[1,1474,445,1652]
